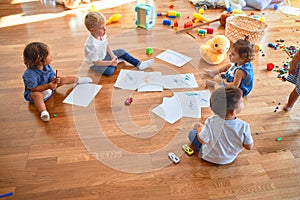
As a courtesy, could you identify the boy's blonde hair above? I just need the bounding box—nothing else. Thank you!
[84,11,106,30]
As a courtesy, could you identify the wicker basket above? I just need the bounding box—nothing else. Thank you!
[225,16,268,44]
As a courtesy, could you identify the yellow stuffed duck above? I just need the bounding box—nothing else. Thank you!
[200,35,230,65]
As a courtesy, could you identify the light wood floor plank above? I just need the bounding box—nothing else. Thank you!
[0,0,300,199]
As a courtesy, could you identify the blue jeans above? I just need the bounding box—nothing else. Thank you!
[90,49,141,76]
[188,129,202,151]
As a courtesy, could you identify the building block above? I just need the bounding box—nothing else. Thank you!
[184,21,193,28]
[163,19,172,26]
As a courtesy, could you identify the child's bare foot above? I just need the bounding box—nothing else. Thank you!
[205,79,217,88]
[283,104,292,111]
[204,69,218,78]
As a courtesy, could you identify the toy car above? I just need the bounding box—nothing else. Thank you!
[168,152,180,164]
[182,144,194,155]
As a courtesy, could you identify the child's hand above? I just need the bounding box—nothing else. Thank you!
[48,80,58,90]
[52,77,60,84]
[193,122,204,133]
[219,72,226,79]
[110,57,118,67]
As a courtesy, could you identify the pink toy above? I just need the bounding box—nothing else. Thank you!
[125,97,133,105]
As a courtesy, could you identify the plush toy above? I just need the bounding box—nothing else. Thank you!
[200,35,230,65]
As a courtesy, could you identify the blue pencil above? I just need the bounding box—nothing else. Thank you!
[0,192,13,198]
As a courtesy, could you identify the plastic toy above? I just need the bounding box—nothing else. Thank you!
[182,144,194,155]
[184,21,193,28]
[249,15,265,23]
[268,43,277,50]
[168,152,180,164]
[163,19,172,26]
[125,97,133,105]
[135,4,155,29]
[193,13,210,22]
[200,35,230,65]
[167,10,181,18]
[199,8,205,14]
[146,47,153,55]
[267,63,275,71]
[204,27,214,34]
[157,12,167,17]
[173,20,178,30]
[198,29,207,36]
[106,14,122,25]
[89,4,96,12]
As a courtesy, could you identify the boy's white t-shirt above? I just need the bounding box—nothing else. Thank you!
[199,115,253,165]
[84,33,108,66]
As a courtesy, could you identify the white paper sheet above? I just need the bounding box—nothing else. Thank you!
[174,90,211,118]
[63,83,102,107]
[137,72,164,92]
[114,69,146,90]
[151,96,182,124]
[156,49,192,67]
[160,73,198,89]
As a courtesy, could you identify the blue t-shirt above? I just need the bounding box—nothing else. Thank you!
[22,64,55,102]
[223,62,254,96]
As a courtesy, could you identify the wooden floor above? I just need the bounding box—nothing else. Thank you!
[1,0,300,199]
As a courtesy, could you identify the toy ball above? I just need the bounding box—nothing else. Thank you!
[274,4,279,10]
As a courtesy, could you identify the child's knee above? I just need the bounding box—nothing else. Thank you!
[31,91,43,100]
[188,129,198,142]
[103,67,115,76]
[114,49,126,57]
